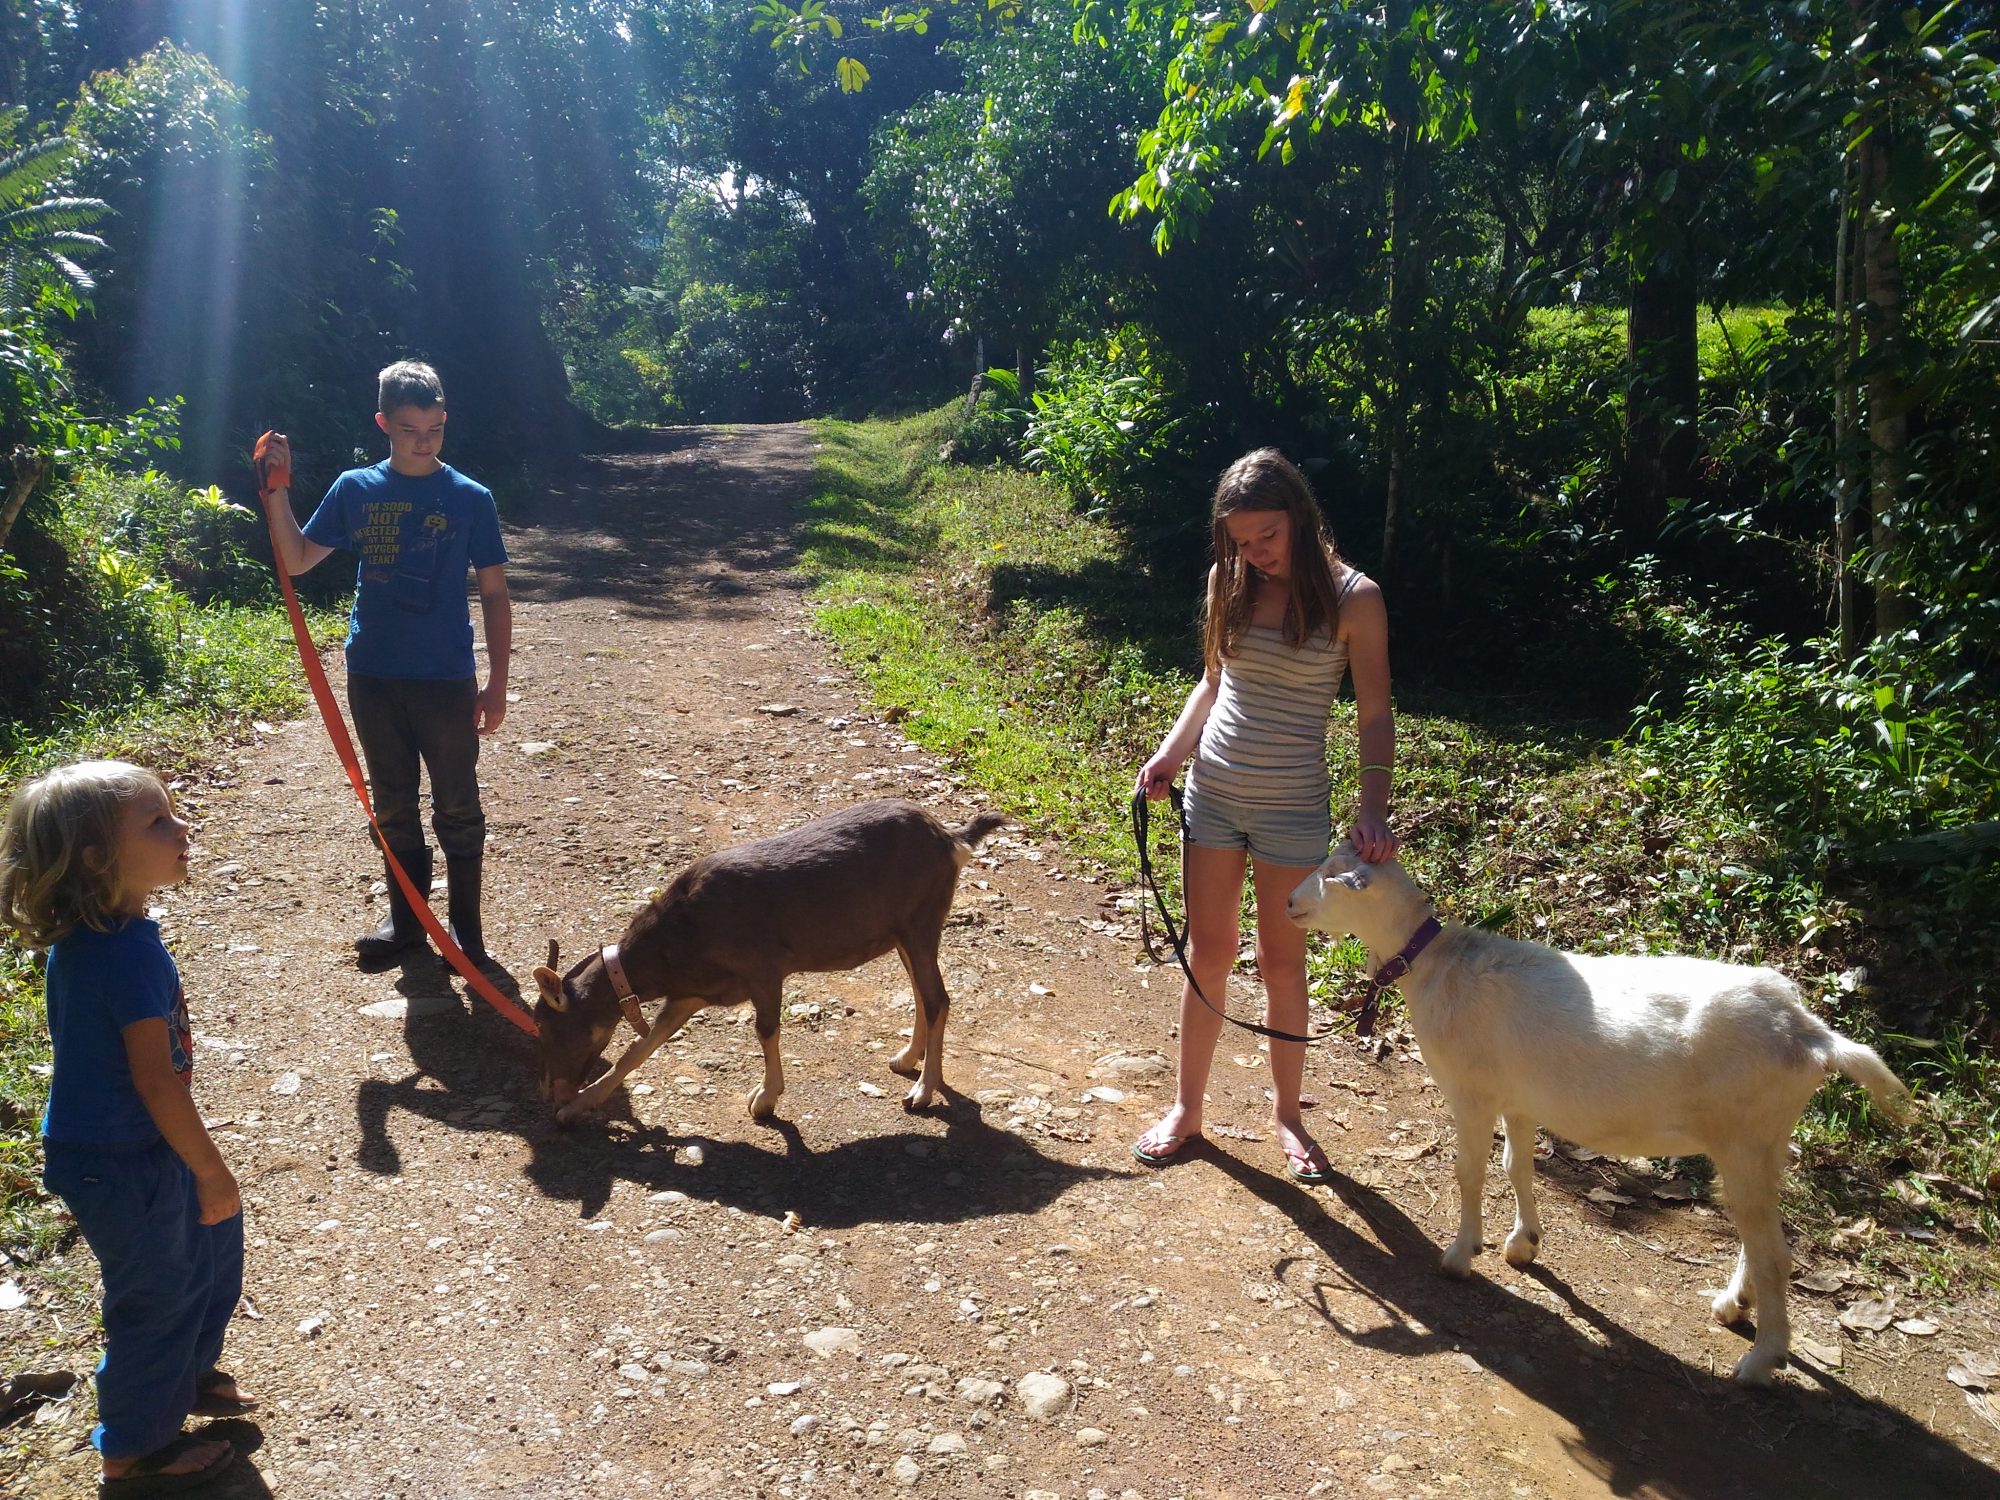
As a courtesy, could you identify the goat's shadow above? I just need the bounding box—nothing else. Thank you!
[1205,1152,1999,1500]
[352,977,1110,1226]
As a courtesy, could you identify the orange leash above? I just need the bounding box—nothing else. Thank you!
[255,434,537,1036]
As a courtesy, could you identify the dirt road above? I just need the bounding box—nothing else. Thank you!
[5,426,1998,1499]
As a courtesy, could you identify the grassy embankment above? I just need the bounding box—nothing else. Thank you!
[798,407,1997,1294]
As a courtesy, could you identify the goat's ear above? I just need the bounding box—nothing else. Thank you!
[532,965,568,1012]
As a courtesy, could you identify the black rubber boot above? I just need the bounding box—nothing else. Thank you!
[355,846,431,965]
[444,853,486,963]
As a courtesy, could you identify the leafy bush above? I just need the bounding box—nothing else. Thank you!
[0,514,171,736]
[1023,326,1220,523]
[100,475,275,606]
[943,367,1028,466]
[664,281,813,423]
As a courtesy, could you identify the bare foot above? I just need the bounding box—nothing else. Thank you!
[1274,1118,1330,1182]
[1133,1105,1204,1165]
[193,1368,259,1415]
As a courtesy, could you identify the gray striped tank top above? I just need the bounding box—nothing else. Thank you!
[1189,578,1359,809]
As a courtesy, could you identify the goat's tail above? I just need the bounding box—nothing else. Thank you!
[1819,1031,1915,1125]
[951,811,1008,862]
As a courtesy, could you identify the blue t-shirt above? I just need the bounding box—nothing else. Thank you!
[41,918,193,1148]
[302,461,507,679]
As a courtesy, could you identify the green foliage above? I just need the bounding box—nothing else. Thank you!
[943,368,1028,465]
[863,12,1160,355]
[664,281,813,423]
[81,473,276,606]
[0,939,61,1264]
[1023,326,1219,527]
[0,112,108,322]
[0,466,333,755]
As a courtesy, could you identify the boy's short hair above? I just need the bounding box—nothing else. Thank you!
[0,760,169,948]
[378,360,445,414]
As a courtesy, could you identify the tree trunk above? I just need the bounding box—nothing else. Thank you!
[1379,0,1421,581]
[0,447,48,555]
[1833,147,1868,659]
[1856,60,1911,639]
[1619,240,1699,553]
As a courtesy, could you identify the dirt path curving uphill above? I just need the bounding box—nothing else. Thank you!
[5,425,1999,1499]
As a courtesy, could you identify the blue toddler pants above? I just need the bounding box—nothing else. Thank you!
[42,1137,243,1459]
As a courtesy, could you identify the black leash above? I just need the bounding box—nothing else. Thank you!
[1131,786,1371,1043]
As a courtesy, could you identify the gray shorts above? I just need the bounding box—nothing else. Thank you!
[1182,776,1331,869]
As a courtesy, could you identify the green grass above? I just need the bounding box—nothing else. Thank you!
[801,405,1998,1290]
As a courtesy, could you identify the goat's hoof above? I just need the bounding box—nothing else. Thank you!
[747,1089,780,1120]
[1502,1231,1539,1268]
[1439,1246,1477,1279]
[1731,1347,1783,1387]
[1711,1289,1752,1325]
[887,1051,922,1078]
[902,1083,935,1111]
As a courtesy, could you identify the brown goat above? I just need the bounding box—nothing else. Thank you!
[532,799,1006,1124]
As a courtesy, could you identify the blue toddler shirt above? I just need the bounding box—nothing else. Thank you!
[41,918,192,1148]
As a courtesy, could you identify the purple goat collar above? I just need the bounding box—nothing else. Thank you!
[1355,915,1442,1038]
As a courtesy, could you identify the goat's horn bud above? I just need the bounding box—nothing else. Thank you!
[546,939,560,969]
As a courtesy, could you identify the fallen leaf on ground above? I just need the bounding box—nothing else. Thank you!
[1839,1296,1897,1332]
[1947,1351,2000,1390]
[1794,1336,1843,1371]
[1793,1268,1849,1294]
[1894,1318,1940,1337]
[1587,1188,1636,1207]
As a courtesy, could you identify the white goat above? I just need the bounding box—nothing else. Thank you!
[1286,842,1911,1386]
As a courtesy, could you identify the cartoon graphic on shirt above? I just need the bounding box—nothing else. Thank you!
[168,983,194,1085]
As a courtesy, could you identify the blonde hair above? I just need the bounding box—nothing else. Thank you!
[1201,448,1349,673]
[0,760,168,948]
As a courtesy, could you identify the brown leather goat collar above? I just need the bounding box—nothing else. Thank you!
[1356,915,1443,1038]
[599,943,649,1039]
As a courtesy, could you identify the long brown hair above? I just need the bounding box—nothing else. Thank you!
[1201,448,1347,672]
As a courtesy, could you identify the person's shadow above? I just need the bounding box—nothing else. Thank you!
[1205,1151,2000,1500]
[188,1417,270,1498]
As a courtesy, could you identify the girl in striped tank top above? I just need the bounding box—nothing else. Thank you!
[1133,449,1397,1183]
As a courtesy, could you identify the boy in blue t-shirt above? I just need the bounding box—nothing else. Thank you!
[257,361,512,968]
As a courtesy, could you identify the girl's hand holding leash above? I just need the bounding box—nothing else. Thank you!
[1136,754,1181,802]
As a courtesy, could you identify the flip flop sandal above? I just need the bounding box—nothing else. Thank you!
[1131,1129,1201,1166]
[98,1432,235,1499]
[1285,1148,1332,1185]
[191,1369,258,1419]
